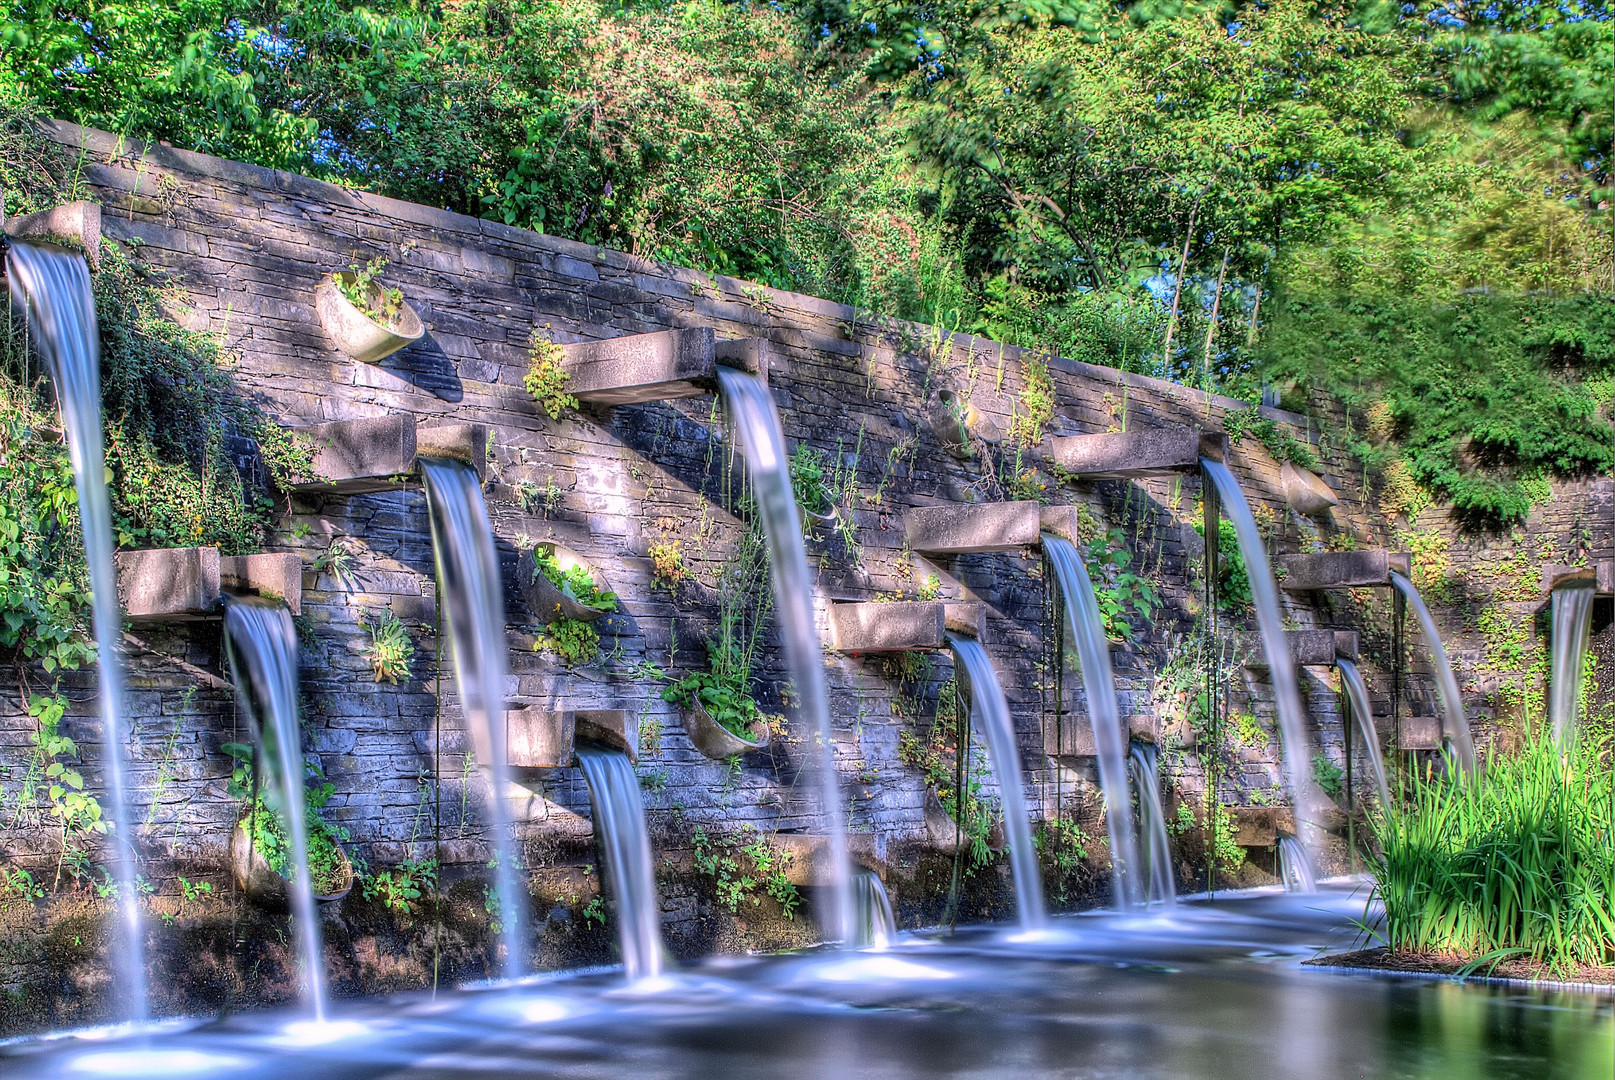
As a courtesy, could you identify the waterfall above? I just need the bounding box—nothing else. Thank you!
[222,598,327,1019]
[1388,572,1475,772]
[1041,534,1142,909]
[1127,743,1176,907]
[1277,835,1316,893]
[5,240,148,1019]
[948,634,1046,930]
[713,368,851,943]
[1549,578,1596,743]
[1335,658,1390,811]
[419,456,528,976]
[1200,460,1321,884]
[851,870,896,949]
[576,745,664,981]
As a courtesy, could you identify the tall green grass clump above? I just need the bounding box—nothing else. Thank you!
[1371,722,1615,974]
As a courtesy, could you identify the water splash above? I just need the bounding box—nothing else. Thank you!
[1127,742,1176,907]
[1200,460,1322,882]
[1335,658,1389,811]
[949,634,1046,930]
[1277,835,1317,893]
[1549,578,1596,743]
[851,870,896,949]
[5,240,147,1018]
[1388,571,1474,772]
[222,598,327,1019]
[714,367,851,943]
[419,456,528,976]
[1041,534,1141,908]
[576,744,664,981]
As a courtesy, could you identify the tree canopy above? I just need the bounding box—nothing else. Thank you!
[3,0,1612,524]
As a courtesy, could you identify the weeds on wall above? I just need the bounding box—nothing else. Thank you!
[524,331,576,420]
[1035,815,1093,905]
[362,609,416,684]
[691,825,801,919]
[1222,405,1318,470]
[337,256,407,327]
[223,743,351,896]
[1007,354,1055,448]
[1083,528,1160,646]
[897,677,997,872]
[647,538,687,588]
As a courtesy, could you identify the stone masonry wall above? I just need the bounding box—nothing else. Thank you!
[0,119,1606,1028]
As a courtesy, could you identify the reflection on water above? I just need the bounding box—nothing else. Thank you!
[5,886,1610,1079]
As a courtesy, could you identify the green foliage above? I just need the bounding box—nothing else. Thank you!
[1223,406,1318,470]
[1312,753,1345,800]
[361,609,415,684]
[336,256,406,327]
[361,857,437,915]
[1083,528,1159,645]
[691,825,801,919]
[223,742,351,896]
[1035,815,1091,903]
[1194,517,1253,613]
[1169,799,1246,875]
[540,617,600,667]
[897,678,996,871]
[647,539,686,588]
[523,334,576,421]
[788,444,832,518]
[531,547,617,613]
[1008,356,1055,447]
[1371,726,1615,973]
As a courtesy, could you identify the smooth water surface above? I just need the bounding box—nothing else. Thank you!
[950,634,1046,930]
[576,745,664,981]
[6,241,147,1018]
[223,598,327,1019]
[715,367,851,942]
[1043,534,1142,907]
[5,885,1610,1079]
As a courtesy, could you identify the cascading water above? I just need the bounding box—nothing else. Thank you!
[1276,835,1317,893]
[949,634,1046,930]
[222,597,327,1019]
[576,744,664,981]
[419,456,528,976]
[851,870,896,949]
[1200,460,1320,886]
[1389,571,1475,772]
[5,240,148,1019]
[1127,742,1176,907]
[1549,578,1596,742]
[1041,534,1142,909]
[713,367,852,943]
[1335,657,1390,810]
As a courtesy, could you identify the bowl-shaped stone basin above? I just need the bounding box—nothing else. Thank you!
[230,819,353,909]
[521,544,614,624]
[686,701,770,760]
[316,271,424,364]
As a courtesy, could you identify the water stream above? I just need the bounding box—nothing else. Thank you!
[5,240,148,1019]
[1127,742,1176,907]
[1277,835,1317,893]
[576,744,664,981]
[419,456,528,976]
[1200,460,1321,885]
[222,597,327,1019]
[1388,571,1475,772]
[1041,534,1142,908]
[714,367,851,943]
[949,634,1046,930]
[1335,658,1390,810]
[1549,578,1596,742]
[852,870,896,949]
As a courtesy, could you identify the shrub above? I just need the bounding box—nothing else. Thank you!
[336,256,406,327]
[1370,725,1615,973]
[541,616,600,666]
[524,333,576,420]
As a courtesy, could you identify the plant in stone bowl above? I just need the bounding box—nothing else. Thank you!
[316,255,424,364]
[223,743,354,905]
[525,544,617,622]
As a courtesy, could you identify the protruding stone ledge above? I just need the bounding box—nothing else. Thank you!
[1244,629,1359,668]
[560,327,716,405]
[943,602,986,640]
[1276,551,1411,591]
[1542,561,1612,596]
[773,833,884,885]
[3,201,102,268]
[903,501,1041,555]
[576,709,636,764]
[1398,716,1443,751]
[826,601,945,653]
[220,553,303,615]
[507,706,576,769]
[291,415,488,491]
[1050,426,1227,479]
[116,546,221,620]
[1045,713,1158,759]
[713,336,771,383]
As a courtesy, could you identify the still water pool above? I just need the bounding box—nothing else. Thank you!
[3,885,1610,1079]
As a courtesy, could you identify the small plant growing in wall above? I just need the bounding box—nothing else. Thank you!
[337,256,407,328]
[691,825,801,918]
[362,608,415,684]
[224,743,352,896]
[540,617,601,666]
[897,678,997,871]
[1083,529,1160,645]
[524,331,577,420]
[1008,355,1056,447]
[647,538,687,588]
